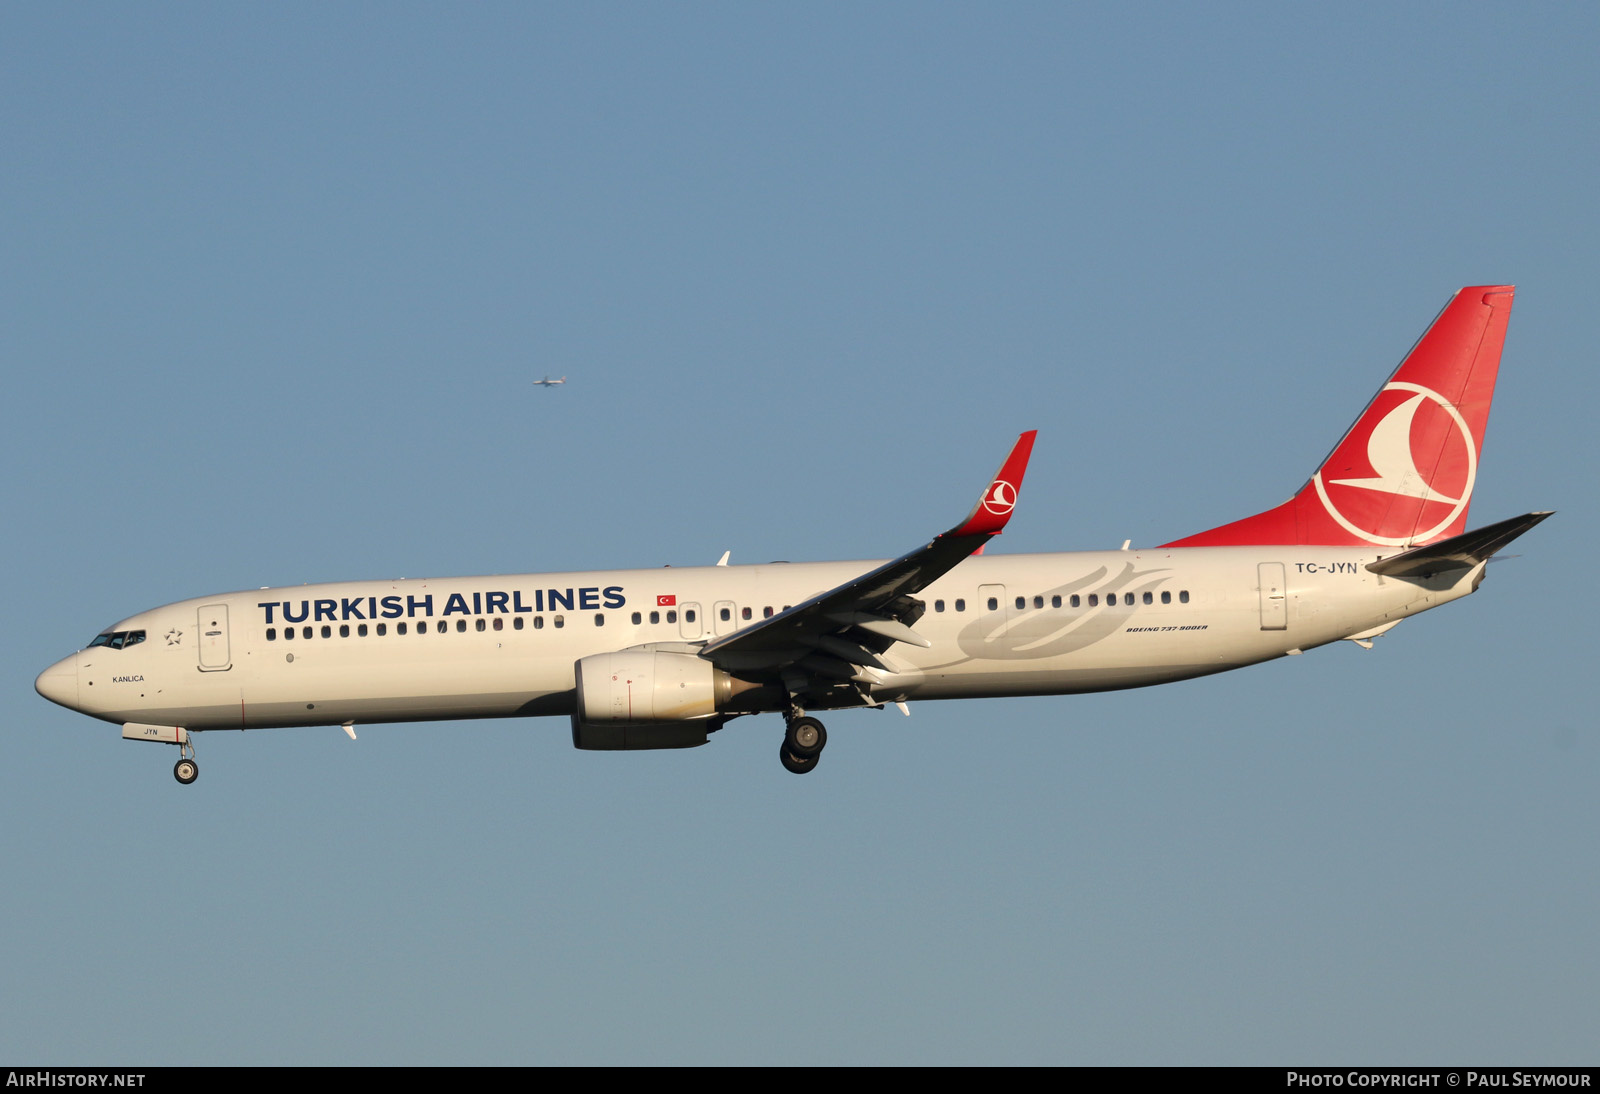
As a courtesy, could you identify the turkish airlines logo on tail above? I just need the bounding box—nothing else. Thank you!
[1312,381,1477,546]
[981,479,1018,516]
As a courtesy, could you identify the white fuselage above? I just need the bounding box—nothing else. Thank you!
[37,545,1479,734]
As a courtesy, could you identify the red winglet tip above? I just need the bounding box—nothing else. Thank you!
[951,431,1037,538]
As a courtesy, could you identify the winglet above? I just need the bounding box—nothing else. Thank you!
[950,431,1037,538]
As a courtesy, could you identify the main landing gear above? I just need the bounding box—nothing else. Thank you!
[780,715,827,775]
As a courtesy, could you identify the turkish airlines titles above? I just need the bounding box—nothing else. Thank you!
[257,586,628,625]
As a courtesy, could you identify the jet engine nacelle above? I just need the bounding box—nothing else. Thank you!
[570,717,712,751]
[571,649,735,750]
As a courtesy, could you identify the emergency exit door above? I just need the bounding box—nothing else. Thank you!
[1257,564,1288,631]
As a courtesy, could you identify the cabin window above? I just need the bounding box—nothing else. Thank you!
[513,617,523,631]
[1034,596,1044,609]
[534,616,544,630]
[437,620,447,633]
[935,600,945,612]
[632,612,642,624]
[649,611,660,624]
[741,607,752,620]
[763,606,774,618]
[339,624,350,638]
[594,614,604,626]
[987,597,998,611]
[1161,591,1171,605]
[1052,595,1062,608]
[554,615,564,628]
[456,620,467,633]
[719,607,731,622]
[475,618,486,632]
[685,608,697,623]
[493,617,503,631]
[377,623,387,636]
[1088,594,1098,607]
[1179,590,1190,604]
[359,623,369,636]
[666,610,677,624]
[320,625,332,638]
[1142,592,1152,605]
[266,627,277,641]
[954,599,966,612]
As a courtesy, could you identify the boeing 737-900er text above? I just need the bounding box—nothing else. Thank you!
[37,286,1550,783]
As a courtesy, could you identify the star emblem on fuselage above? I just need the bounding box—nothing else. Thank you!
[166,629,182,645]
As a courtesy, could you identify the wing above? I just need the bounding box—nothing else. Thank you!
[700,431,1037,701]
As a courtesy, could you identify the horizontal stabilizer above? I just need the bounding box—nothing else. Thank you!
[1366,511,1553,578]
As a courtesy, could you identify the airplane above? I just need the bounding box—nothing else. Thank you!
[36,286,1550,784]
[534,375,566,387]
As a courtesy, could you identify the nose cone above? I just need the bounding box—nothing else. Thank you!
[35,656,79,711]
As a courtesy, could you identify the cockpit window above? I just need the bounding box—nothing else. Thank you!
[88,630,146,650]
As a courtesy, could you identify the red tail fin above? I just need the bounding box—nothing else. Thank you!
[1163,286,1515,549]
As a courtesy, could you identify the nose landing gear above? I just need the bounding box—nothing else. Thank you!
[121,722,199,784]
[173,736,198,785]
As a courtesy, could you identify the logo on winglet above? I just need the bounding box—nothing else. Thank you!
[981,480,1018,516]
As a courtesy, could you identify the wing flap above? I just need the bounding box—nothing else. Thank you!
[829,614,933,648]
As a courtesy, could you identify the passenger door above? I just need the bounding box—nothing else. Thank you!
[197,604,232,670]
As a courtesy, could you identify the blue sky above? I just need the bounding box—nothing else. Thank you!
[3,3,1596,1064]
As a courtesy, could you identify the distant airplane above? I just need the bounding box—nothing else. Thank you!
[534,376,566,387]
[36,287,1548,784]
